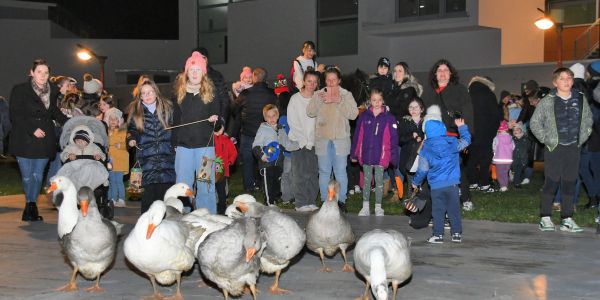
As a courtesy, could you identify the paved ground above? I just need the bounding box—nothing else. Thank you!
[0,194,599,300]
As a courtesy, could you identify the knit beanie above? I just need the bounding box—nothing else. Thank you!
[569,63,585,79]
[240,66,252,81]
[423,105,445,139]
[105,107,124,126]
[83,74,102,95]
[498,120,508,131]
[274,74,289,94]
[73,130,90,144]
[587,60,600,77]
[513,122,526,137]
[377,57,390,69]
[184,51,207,75]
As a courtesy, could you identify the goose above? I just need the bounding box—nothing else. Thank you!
[353,229,412,300]
[47,177,118,293]
[237,199,306,294]
[123,200,204,300]
[224,194,257,219]
[163,183,194,220]
[306,179,356,273]
[197,217,263,300]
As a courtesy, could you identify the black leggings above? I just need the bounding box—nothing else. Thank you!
[141,183,173,214]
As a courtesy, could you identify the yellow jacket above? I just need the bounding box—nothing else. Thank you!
[108,128,129,174]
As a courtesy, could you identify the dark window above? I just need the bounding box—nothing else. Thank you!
[398,0,466,20]
[127,74,141,85]
[548,0,597,26]
[317,0,359,57]
[198,1,228,64]
[153,75,171,84]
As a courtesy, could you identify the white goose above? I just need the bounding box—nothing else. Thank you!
[353,229,412,300]
[124,200,204,300]
[163,183,194,220]
[47,176,118,293]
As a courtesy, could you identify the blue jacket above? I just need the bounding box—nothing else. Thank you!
[127,105,176,185]
[412,124,471,190]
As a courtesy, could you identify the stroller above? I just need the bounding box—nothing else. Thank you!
[52,116,113,219]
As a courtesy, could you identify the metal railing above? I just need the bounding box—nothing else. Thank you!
[573,18,600,60]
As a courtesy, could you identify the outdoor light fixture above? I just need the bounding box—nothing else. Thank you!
[76,44,108,84]
[534,17,554,30]
[534,8,563,67]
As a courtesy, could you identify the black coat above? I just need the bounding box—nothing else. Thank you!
[207,66,230,123]
[369,74,394,97]
[387,83,418,119]
[8,81,67,159]
[231,82,277,137]
[468,80,501,146]
[172,92,220,148]
[397,116,423,174]
[127,105,175,185]
[422,83,474,135]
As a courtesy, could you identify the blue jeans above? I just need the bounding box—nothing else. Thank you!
[46,152,61,186]
[317,140,348,203]
[431,185,462,236]
[16,157,49,203]
[108,171,125,200]
[175,146,216,214]
[580,150,600,197]
[241,134,256,191]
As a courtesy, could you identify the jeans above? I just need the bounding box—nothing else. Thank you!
[108,171,125,200]
[431,185,462,236]
[240,134,257,191]
[579,150,600,197]
[16,157,49,203]
[46,152,62,186]
[175,146,217,214]
[317,140,348,203]
[363,165,384,204]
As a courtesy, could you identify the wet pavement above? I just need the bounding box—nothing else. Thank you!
[0,194,599,300]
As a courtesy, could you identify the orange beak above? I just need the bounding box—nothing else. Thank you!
[185,188,194,198]
[327,188,335,202]
[146,223,156,240]
[237,202,248,213]
[80,199,89,217]
[47,182,58,193]
[245,247,257,263]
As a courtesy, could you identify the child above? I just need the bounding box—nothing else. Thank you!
[232,66,253,97]
[492,120,514,192]
[369,57,394,97]
[350,88,399,216]
[412,105,471,244]
[97,95,114,123]
[60,126,106,163]
[511,122,532,188]
[214,119,238,214]
[252,104,286,206]
[106,107,128,208]
[59,92,84,118]
[505,95,522,123]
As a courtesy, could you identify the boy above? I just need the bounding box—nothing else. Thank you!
[412,105,471,244]
[61,128,105,163]
[252,104,288,206]
[369,57,394,97]
[214,119,238,214]
[530,67,593,232]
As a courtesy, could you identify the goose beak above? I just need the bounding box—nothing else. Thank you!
[80,199,89,217]
[185,188,194,198]
[245,247,257,262]
[47,182,58,193]
[237,202,248,213]
[327,188,335,202]
[146,223,156,240]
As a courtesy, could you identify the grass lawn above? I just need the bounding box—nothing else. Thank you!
[1,158,598,227]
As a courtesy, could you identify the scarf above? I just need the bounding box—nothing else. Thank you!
[186,82,201,95]
[31,79,50,109]
[142,101,157,114]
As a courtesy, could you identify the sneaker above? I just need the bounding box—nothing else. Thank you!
[478,185,491,191]
[521,178,530,185]
[539,216,555,232]
[114,199,126,208]
[483,187,496,193]
[499,186,508,192]
[295,205,315,212]
[595,216,599,224]
[354,185,361,193]
[358,207,370,216]
[451,233,462,243]
[308,204,319,211]
[469,184,479,190]
[560,217,583,233]
[462,201,474,211]
[374,206,384,216]
[427,235,444,244]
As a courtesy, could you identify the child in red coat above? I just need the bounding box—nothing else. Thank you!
[214,120,238,214]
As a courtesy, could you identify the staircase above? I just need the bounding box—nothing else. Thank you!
[573,18,600,60]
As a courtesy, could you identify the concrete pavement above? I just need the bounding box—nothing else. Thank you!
[0,194,599,300]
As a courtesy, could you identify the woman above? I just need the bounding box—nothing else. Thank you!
[307,67,359,212]
[126,77,175,214]
[387,62,423,118]
[172,51,219,213]
[9,59,67,221]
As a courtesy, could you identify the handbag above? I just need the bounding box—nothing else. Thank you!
[197,155,214,183]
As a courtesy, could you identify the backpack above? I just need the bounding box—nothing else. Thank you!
[289,58,316,93]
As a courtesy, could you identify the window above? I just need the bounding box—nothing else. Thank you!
[548,0,597,26]
[397,0,466,21]
[197,1,229,64]
[317,0,358,57]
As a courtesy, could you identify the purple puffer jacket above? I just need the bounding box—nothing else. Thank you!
[351,106,399,168]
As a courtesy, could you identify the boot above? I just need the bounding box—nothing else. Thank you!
[383,179,391,196]
[21,203,32,221]
[28,202,43,221]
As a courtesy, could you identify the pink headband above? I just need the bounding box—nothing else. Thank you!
[184,51,207,75]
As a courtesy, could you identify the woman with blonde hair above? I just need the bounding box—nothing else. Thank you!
[172,51,220,213]
[126,77,175,213]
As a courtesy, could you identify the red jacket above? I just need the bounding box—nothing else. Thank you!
[214,134,237,177]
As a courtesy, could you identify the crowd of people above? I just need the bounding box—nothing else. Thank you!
[2,40,600,242]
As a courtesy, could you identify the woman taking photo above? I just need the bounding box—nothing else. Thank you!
[9,59,67,221]
[172,51,219,214]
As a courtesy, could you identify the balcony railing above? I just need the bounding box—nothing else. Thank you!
[573,18,600,60]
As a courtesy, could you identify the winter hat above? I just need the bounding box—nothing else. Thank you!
[83,73,102,95]
[73,130,90,144]
[500,90,510,101]
[214,118,225,133]
[569,63,585,79]
[105,107,124,126]
[184,51,207,75]
[240,66,252,81]
[513,122,526,137]
[377,57,391,69]
[274,74,289,94]
[498,120,509,131]
[423,105,445,138]
[587,60,600,77]
[522,80,539,93]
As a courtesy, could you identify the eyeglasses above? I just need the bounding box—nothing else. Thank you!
[141,90,155,97]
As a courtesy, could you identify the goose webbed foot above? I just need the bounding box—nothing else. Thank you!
[342,263,355,273]
[318,266,333,273]
[57,267,78,292]
[269,270,290,294]
[84,275,104,293]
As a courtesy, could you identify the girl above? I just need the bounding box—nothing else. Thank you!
[126,77,175,214]
[231,66,253,97]
[492,120,514,192]
[350,88,399,216]
[398,98,425,181]
[172,51,220,214]
[97,94,114,124]
[106,107,128,208]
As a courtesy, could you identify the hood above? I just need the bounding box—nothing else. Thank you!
[68,124,95,144]
[513,122,527,137]
[400,74,424,97]
[425,120,446,139]
[468,76,495,92]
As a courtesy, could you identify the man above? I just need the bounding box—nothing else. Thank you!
[232,67,277,192]
[530,67,593,233]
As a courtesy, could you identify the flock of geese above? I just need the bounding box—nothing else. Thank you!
[47,176,412,300]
